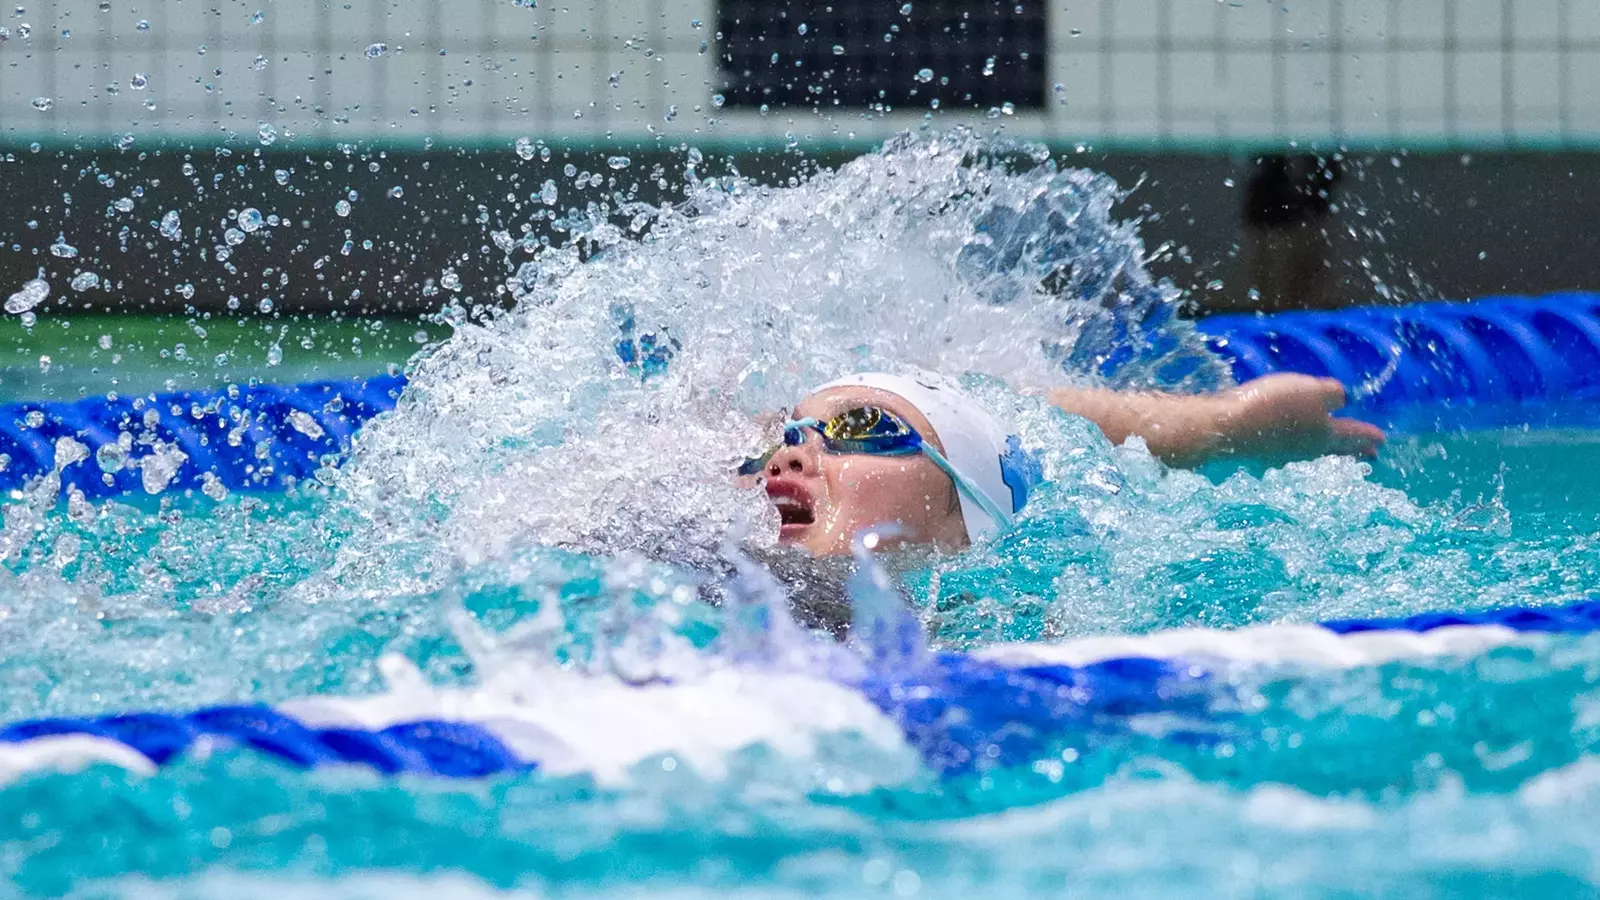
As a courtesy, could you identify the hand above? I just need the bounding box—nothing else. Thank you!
[1217,374,1386,462]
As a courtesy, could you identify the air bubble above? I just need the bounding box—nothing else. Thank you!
[514,136,536,160]
[335,199,352,217]
[364,42,387,58]
[130,73,149,90]
[237,208,264,232]
[30,96,51,111]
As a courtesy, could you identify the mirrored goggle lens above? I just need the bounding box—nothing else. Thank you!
[823,405,908,442]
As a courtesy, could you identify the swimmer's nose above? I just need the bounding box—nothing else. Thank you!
[765,437,818,478]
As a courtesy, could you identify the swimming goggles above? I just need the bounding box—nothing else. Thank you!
[738,405,1012,529]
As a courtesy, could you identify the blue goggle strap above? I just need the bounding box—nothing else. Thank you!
[919,442,1014,532]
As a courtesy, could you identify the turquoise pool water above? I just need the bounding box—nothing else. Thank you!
[4,133,1600,898]
[3,426,1600,899]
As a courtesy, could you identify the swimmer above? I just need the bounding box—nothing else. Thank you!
[745,372,1385,557]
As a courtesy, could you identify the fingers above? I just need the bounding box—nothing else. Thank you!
[1241,373,1349,412]
[1314,377,1349,412]
[1329,417,1386,458]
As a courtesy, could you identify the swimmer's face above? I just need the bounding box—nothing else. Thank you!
[752,386,968,557]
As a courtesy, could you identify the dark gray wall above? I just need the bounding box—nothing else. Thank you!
[2,145,1597,318]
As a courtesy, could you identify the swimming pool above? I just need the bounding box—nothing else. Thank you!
[4,133,1600,898]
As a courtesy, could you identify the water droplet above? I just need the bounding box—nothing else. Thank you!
[224,227,246,246]
[364,42,387,59]
[30,96,51,111]
[915,68,934,83]
[540,179,558,205]
[334,199,352,217]
[690,18,702,27]
[440,269,461,291]
[287,409,324,439]
[273,169,290,185]
[510,0,536,7]
[136,19,150,31]
[249,9,264,24]
[514,136,536,160]
[98,334,112,350]
[797,22,808,35]
[831,44,844,55]
[113,197,134,212]
[607,155,631,170]
[388,185,403,199]
[266,342,283,366]
[257,122,277,145]
[70,271,100,291]
[115,134,135,151]
[711,93,726,108]
[49,237,77,258]
[159,210,181,240]
[252,54,267,70]
[237,208,263,232]
[5,278,49,314]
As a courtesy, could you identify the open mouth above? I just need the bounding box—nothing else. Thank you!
[773,495,815,527]
[765,481,817,535]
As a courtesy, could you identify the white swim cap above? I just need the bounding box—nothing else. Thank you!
[813,372,1040,542]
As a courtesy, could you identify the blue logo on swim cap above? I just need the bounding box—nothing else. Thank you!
[999,435,1042,515]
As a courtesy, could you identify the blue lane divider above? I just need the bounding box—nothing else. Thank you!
[1195,292,1600,432]
[0,375,406,497]
[4,292,1600,497]
[5,598,1599,779]
[1,292,1598,495]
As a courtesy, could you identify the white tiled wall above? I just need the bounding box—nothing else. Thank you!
[2,0,1596,149]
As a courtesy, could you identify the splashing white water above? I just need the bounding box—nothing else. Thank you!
[330,130,1221,586]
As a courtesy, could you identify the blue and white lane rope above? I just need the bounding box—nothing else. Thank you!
[3,599,1597,780]
[5,292,1600,496]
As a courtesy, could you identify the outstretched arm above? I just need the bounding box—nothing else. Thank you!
[1047,373,1385,468]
